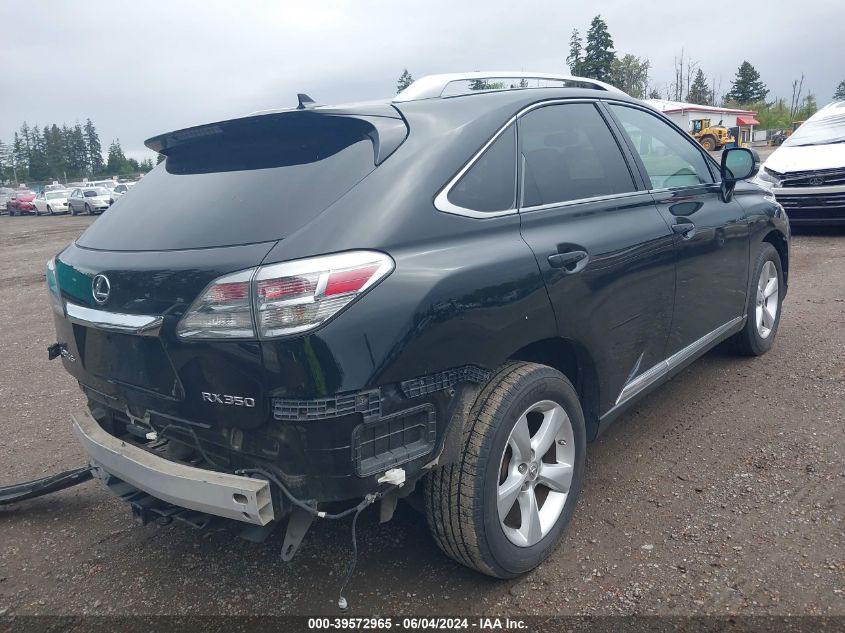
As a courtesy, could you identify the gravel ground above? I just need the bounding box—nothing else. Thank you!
[0,214,842,617]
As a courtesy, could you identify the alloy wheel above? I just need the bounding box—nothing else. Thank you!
[755,260,779,339]
[497,399,575,547]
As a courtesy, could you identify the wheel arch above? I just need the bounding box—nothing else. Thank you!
[762,229,789,290]
[507,337,601,441]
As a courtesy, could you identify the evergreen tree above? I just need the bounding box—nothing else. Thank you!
[581,16,615,82]
[12,132,28,180]
[19,122,33,156]
[68,124,88,176]
[44,124,67,180]
[834,80,845,101]
[0,139,10,183]
[725,61,768,104]
[139,158,155,172]
[566,29,583,75]
[28,126,49,181]
[396,69,414,94]
[84,118,104,173]
[687,68,712,105]
[107,139,128,174]
[648,88,661,100]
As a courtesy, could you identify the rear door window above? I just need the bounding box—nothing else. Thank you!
[518,103,636,208]
[446,124,517,213]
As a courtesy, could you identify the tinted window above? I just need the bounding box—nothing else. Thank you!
[77,114,384,251]
[446,124,516,212]
[610,105,714,189]
[519,103,635,207]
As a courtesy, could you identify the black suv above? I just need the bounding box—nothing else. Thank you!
[47,73,789,578]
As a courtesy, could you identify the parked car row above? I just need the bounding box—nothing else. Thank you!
[2,179,137,216]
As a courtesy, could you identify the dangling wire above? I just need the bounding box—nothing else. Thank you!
[337,500,367,611]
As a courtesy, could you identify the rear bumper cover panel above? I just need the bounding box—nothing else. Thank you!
[71,409,274,525]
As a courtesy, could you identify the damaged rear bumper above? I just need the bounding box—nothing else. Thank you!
[71,409,275,526]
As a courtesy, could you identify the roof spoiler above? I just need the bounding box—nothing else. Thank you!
[145,104,408,166]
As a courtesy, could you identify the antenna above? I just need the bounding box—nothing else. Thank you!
[296,93,317,110]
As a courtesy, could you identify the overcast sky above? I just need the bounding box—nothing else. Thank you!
[2,0,842,161]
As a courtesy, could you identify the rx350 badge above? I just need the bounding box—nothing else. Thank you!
[201,392,256,407]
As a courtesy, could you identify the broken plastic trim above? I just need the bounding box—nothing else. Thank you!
[0,466,94,505]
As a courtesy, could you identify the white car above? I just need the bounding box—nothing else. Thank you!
[91,179,119,191]
[0,188,14,213]
[753,100,845,225]
[33,189,71,215]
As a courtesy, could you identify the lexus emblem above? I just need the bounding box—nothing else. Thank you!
[808,176,824,186]
[92,274,111,304]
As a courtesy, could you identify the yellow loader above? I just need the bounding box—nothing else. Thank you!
[690,119,735,151]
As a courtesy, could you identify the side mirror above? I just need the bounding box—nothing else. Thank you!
[720,147,760,202]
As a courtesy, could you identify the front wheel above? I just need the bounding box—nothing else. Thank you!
[700,135,717,151]
[84,203,91,215]
[47,205,53,215]
[425,362,586,578]
[731,243,784,356]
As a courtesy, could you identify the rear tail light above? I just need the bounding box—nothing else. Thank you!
[177,251,393,340]
[176,269,255,339]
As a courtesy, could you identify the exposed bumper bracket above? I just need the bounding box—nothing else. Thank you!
[71,410,274,525]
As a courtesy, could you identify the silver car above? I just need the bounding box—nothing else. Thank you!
[67,187,113,215]
[0,188,14,214]
[112,182,136,198]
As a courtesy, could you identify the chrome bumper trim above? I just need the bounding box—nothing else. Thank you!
[71,410,274,525]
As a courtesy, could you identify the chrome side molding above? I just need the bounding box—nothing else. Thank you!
[65,302,164,336]
[614,316,745,409]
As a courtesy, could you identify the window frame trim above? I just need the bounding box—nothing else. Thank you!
[434,97,656,219]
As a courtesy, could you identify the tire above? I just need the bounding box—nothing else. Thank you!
[700,135,717,151]
[70,203,76,216]
[730,243,783,356]
[84,203,91,215]
[47,205,53,216]
[425,361,586,578]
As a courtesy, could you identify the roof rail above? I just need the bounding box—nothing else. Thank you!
[393,71,625,102]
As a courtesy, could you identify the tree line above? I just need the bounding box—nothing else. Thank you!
[0,119,154,186]
[398,15,844,129]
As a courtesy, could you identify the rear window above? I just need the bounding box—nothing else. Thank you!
[77,114,383,251]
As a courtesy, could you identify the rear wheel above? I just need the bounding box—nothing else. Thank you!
[425,362,586,578]
[731,243,783,356]
[70,203,76,216]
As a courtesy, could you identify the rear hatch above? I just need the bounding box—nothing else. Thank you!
[54,104,408,429]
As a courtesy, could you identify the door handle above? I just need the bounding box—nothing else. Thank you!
[672,221,696,239]
[548,250,589,272]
